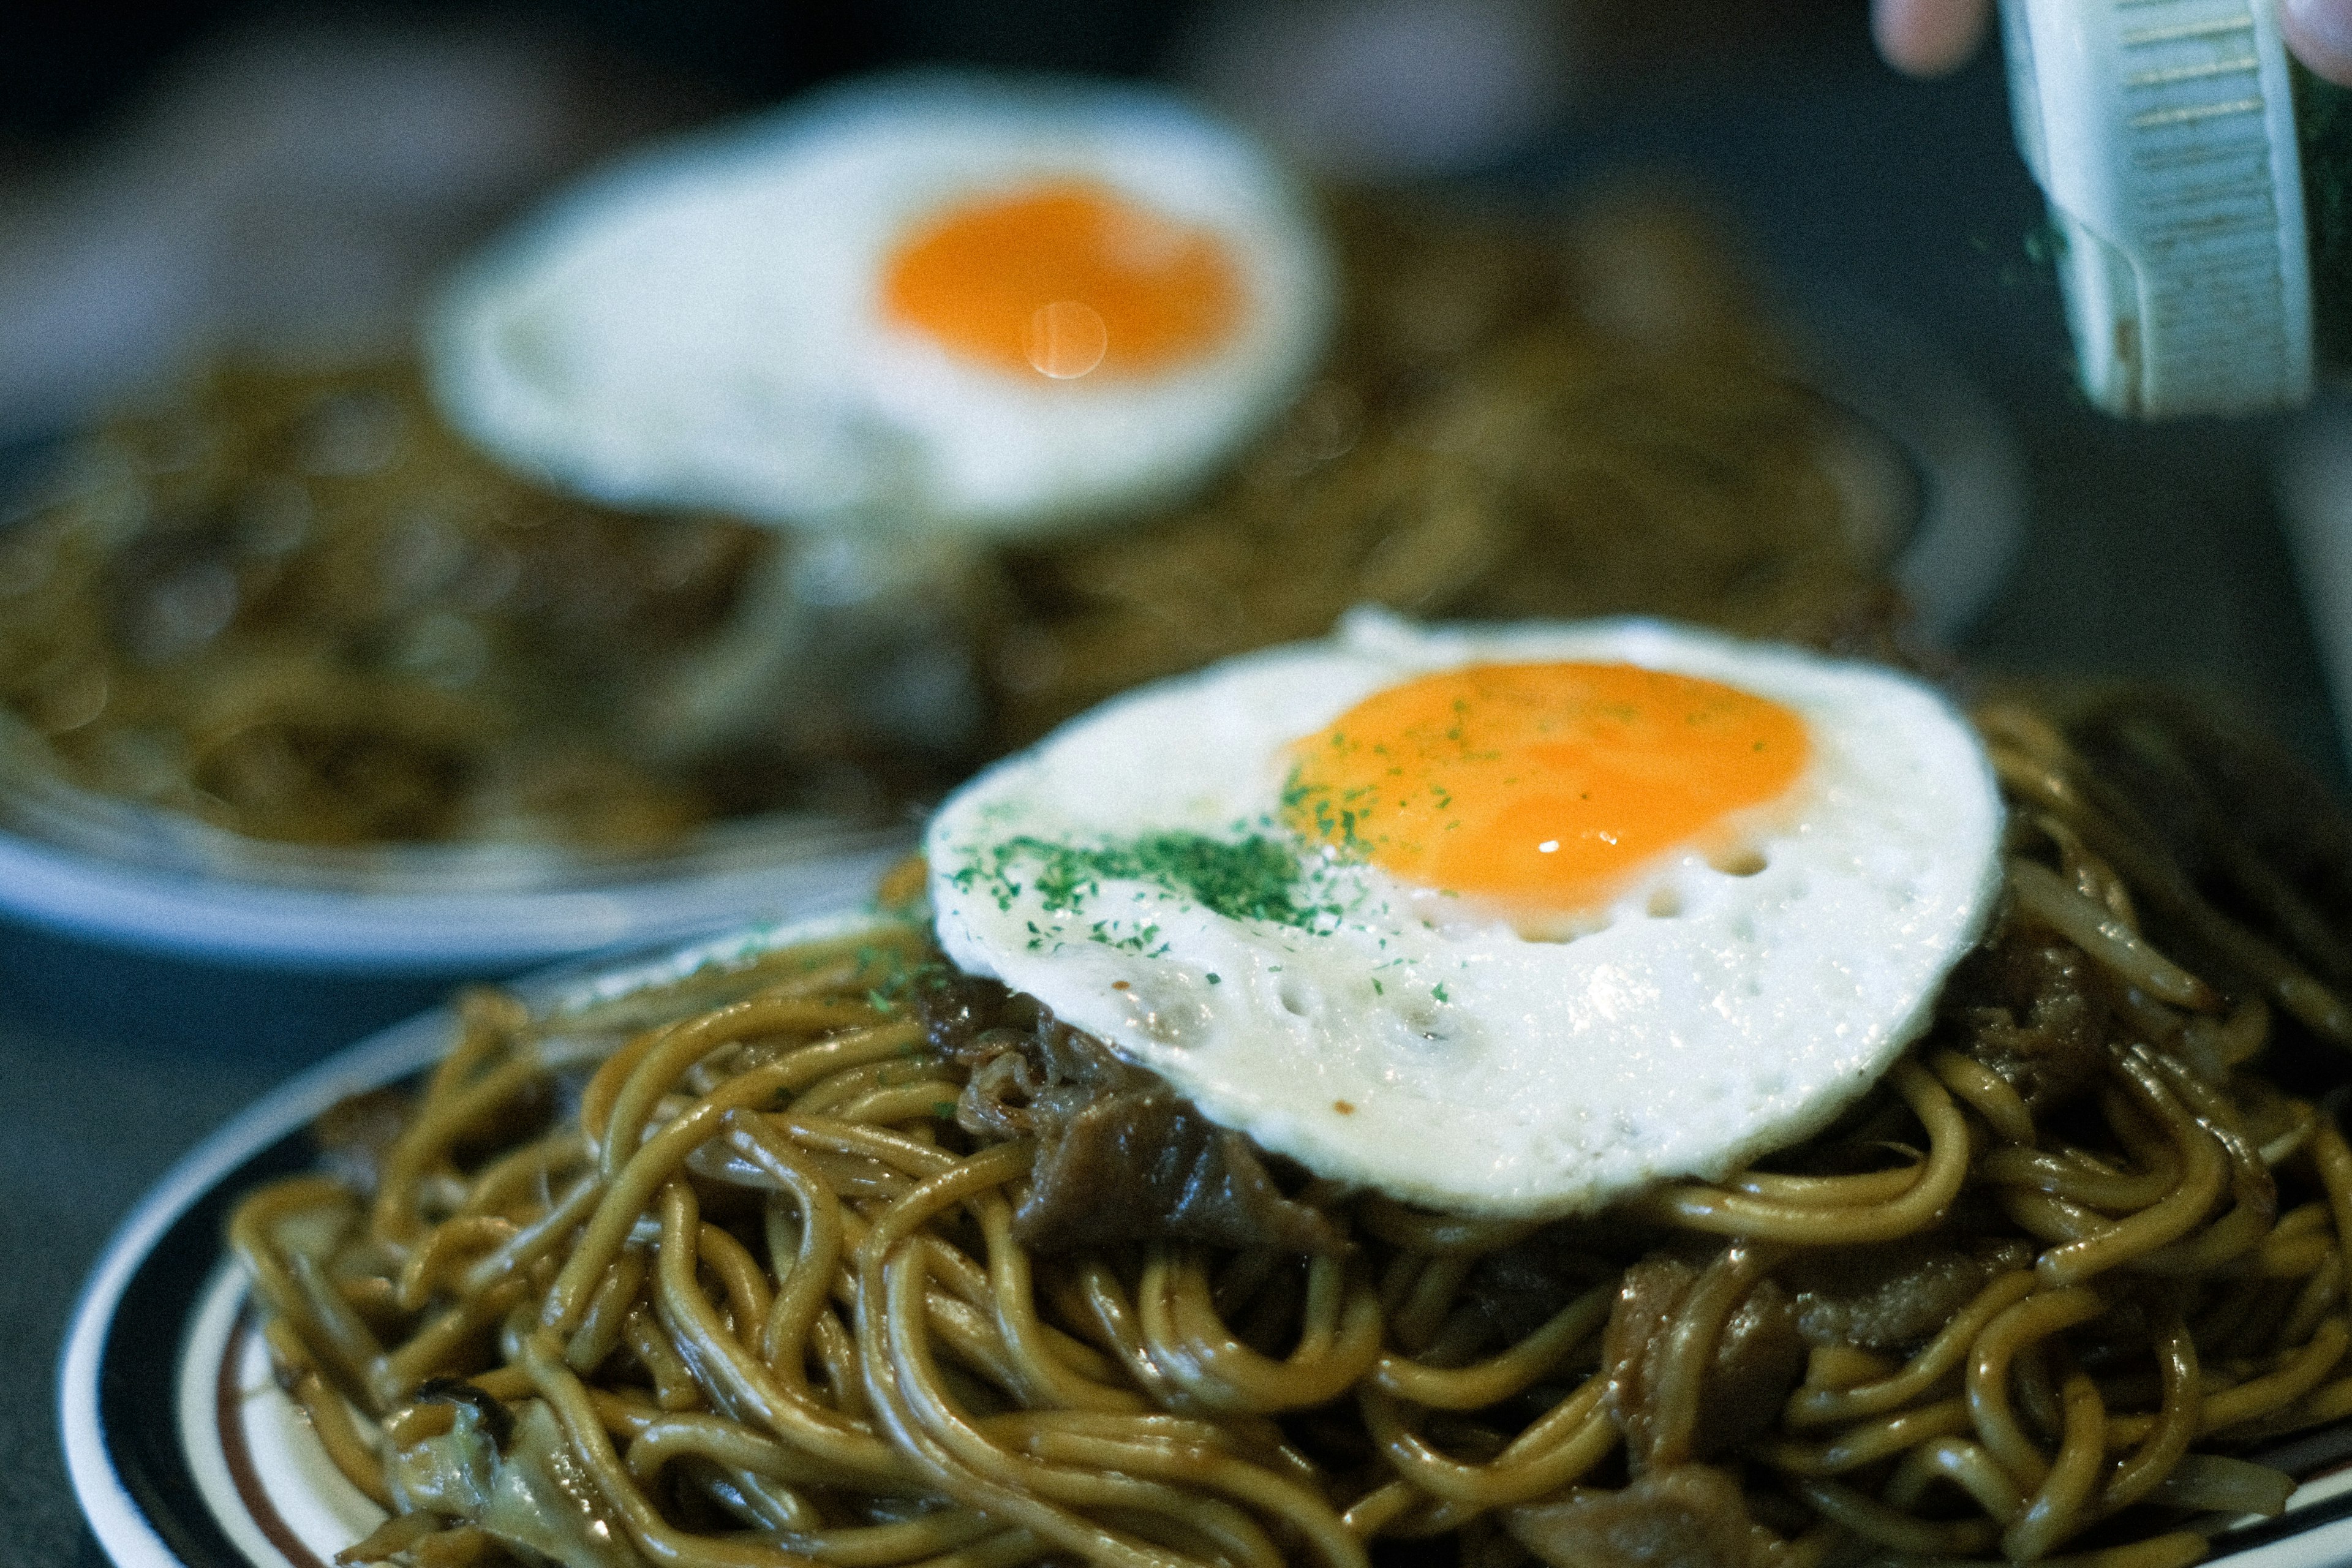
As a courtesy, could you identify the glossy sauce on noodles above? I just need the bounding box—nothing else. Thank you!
[228,691,2352,1568]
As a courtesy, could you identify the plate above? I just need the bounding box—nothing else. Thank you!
[0,295,2016,976]
[56,907,2352,1568]
[0,804,907,974]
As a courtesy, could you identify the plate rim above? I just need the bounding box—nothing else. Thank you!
[58,1001,454,1568]
[0,827,906,973]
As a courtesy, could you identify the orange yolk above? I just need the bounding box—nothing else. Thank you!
[881,181,1243,380]
[1281,663,1810,910]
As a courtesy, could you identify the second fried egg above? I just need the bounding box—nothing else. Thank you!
[427,72,1334,537]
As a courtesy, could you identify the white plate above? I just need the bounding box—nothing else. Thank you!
[0,807,908,973]
[57,904,2352,1568]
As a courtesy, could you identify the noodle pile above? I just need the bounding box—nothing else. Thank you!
[0,362,837,851]
[230,695,2352,1568]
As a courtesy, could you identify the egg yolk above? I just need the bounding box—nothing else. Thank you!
[881,181,1243,380]
[1282,663,1809,909]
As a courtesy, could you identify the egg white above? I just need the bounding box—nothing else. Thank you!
[925,610,2005,1217]
[424,72,1335,537]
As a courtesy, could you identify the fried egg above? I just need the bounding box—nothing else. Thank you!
[425,73,1334,536]
[926,611,2003,1216]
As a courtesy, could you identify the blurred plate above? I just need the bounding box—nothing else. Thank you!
[0,298,2014,974]
[0,788,907,971]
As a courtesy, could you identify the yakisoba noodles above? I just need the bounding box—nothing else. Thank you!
[0,361,925,854]
[232,689,2352,1568]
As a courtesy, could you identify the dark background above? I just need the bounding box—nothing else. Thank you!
[0,3,2338,1563]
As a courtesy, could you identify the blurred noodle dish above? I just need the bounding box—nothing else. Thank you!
[0,73,1907,869]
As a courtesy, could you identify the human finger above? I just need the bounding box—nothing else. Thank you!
[1872,0,1992,77]
[2283,0,2352,85]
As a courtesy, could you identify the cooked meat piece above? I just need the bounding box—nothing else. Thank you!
[1016,1087,1345,1255]
[1707,1283,1807,1451]
[311,1084,415,1199]
[912,967,1024,1060]
[1603,1256,1804,1469]
[1782,1235,2033,1350]
[1506,1465,1777,1568]
[1461,1223,1621,1344]
[1932,924,2109,1112]
[1601,1260,1686,1463]
[921,973,1345,1255]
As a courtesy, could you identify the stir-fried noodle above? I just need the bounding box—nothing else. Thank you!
[233,693,2352,1567]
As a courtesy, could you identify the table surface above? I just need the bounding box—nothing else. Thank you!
[6,31,2343,1568]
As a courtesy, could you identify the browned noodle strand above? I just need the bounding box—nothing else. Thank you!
[231,699,2352,1567]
